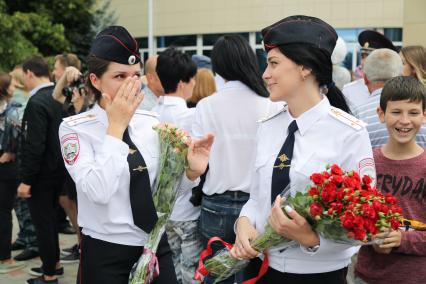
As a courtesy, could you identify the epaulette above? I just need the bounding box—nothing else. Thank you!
[343,79,362,89]
[329,106,367,130]
[257,104,288,123]
[63,112,98,127]
[135,109,159,118]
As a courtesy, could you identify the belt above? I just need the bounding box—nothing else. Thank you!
[208,190,249,199]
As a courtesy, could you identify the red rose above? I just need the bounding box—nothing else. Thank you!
[343,176,355,188]
[321,184,337,204]
[336,189,346,201]
[308,187,319,197]
[390,218,401,230]
[390,205,403,214]
[380,204,390,214]
[310,173,325,185]
[330,164,343,176]
[362,175,372,186]
[372,200,382,212]
[385,193,397,205]
[310,202,323,217]
[354,228,366,241]
[331,174,344,185]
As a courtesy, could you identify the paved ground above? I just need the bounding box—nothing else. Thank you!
[0,213,79,284]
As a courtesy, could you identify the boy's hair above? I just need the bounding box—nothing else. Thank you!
[156,47,197,94]
[22,55,50,78]
[380,76,426,112]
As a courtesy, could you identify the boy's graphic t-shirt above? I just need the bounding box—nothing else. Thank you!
[355,148,426,284]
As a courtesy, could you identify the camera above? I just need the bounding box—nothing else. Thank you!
[62,76,86,99]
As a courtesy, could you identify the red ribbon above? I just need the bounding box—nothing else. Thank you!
[144,248,160,284]
[194,236,269,284]
[195,236,232,281]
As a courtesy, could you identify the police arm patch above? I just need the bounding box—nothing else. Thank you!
[61,133,80,165]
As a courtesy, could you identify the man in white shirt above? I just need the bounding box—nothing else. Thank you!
[139,55,164,110]
[343,30,397,112]
[152,47,200,284]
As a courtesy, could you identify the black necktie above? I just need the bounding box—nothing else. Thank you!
[271,120,298,204]
[122,128,158,233]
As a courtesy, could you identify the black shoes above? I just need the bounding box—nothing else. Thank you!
[26,276,58,284]
[60,244,80,264]
[61,244,78,255]
[29,266,64,277]
[14,249,39,261]
[11,241,26,251]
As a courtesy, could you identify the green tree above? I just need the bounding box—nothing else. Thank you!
[0,0,68,71]
[1,0,117,71]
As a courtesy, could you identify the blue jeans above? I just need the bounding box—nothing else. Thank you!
[199,192,249,284]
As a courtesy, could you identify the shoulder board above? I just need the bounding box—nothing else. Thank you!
[257,104,288,123]
[329,106,367,130]
[135,109,159,118]
[63,112,98,127]
[343,79,363,89]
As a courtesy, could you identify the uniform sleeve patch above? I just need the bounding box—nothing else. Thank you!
[61,133,80,165]
[359,157,376,186]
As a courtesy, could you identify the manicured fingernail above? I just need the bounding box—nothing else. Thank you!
[284,205,293,213]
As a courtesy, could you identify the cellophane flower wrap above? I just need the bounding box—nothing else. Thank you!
[129,123,191,284]
[201,164,403,283]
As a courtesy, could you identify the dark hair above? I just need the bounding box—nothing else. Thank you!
[380,76,426,112]
[211,35,268,98]
[86,55,111,101]
[0,73,12,100]
[156,47,197,94]
[278,43,350,112]
[22,55,50,78]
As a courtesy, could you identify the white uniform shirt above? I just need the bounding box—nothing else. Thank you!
[152,96,199,222]
[240,97,376,274]
[342,79,370,112]
[58,104,197,246]
[192,80,279,196]
[138,86,159,111]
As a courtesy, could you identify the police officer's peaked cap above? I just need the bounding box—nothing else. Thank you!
[90,26,141,65]
[261,15,338,55]
[358,30,397,54]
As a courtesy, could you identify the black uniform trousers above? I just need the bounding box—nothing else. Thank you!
[27,177,63,276]
[244,257,348,284]
[0,176,18,260]
[78,233,178,284]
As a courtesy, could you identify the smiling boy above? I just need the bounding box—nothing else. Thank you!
[355,76,426,284]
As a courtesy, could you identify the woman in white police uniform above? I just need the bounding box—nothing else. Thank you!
[230,16,375,284]
[59,26,213,284]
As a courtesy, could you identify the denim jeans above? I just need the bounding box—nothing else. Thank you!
[199,192,249,284]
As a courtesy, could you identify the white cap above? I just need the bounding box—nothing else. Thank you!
[331,37,347,65]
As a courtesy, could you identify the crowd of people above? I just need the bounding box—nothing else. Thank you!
[0,14,425,284]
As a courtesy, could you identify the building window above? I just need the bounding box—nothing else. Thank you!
[157,35,197,48]
[203,32,249,46]
[384,28,402,42]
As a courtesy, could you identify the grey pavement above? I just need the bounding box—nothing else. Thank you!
[0,213,78,284]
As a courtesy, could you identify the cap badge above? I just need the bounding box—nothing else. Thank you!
[128,55,136,65]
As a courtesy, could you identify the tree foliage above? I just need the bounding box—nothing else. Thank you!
[0,0,117,72]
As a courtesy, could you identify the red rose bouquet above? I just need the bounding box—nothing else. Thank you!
[197,164,403,283]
